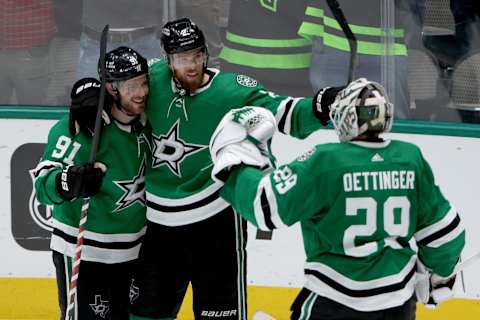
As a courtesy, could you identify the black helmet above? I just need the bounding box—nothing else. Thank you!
[99,46,148,82]
[161,17,206,55]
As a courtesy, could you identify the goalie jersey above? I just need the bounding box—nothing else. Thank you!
[145,59,322,226]
[221,140,465,311]
[33,116,149,263]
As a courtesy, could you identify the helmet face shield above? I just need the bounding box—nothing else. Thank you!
[170,48,207,69]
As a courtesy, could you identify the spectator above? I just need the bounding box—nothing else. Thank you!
[76,0,162,79]
[299,0,411,119]
[219,0,313,96]
[0,0,56,105]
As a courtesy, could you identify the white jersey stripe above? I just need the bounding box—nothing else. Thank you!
[428,218,465,248]
[305,255,416,290]
[146,181,223,206]
[304,272,416,312]
[414,207,457,241]
[53,219,146,242]
[263,177,288,229]
[146,197,229,226]
[51,234,142,264]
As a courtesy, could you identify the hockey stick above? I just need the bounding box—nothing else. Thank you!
[452,251,480,275]
[65,24,109,320]
[252,310,277,320]
[326,0,357,83]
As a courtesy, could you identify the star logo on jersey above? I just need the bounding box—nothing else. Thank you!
[151,119,207,177]
[113,155,147,212]
[89,295,110,318]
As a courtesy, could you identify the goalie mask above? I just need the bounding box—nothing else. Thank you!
[329,78,393,142]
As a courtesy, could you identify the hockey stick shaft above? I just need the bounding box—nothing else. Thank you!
[453,251,480,275]
[65,24,109,320]
[326,0,357,83]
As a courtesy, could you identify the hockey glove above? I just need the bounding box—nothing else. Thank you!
[69,77,111,137]
[210,107,276,183]
[55,163,107,201]
[313,86,345,126]
[415,260,456,308]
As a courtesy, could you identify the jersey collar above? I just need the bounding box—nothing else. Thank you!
[349,140,391,149]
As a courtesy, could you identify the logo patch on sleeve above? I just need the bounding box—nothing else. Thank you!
[236,75,258,87]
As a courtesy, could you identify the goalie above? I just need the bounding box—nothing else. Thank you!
[210,79,465,319]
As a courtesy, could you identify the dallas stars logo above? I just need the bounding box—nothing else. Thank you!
[151,119,207,177]
[89,295,110,318]
[113,155,146,212]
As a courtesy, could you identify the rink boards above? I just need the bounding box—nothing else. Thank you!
[0,119,479,318]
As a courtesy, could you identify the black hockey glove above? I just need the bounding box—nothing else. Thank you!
[312,86,345,126]
[55,163,106,201]
[69,77,111,137]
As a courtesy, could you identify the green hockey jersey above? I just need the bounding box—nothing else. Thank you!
[33,116,149,264]
[145,59,322,226]
[221,139,465,311]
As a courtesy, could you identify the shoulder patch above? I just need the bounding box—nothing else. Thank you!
[236,74,258,87]
[297,147,316,162]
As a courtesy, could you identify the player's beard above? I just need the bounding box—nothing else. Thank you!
[116,94,145,117]
[173,65,205,92]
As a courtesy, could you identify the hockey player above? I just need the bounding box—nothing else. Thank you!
[129,17,346,320]
[33,47,149,320]
[210,79,465,319]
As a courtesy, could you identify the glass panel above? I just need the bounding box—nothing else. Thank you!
[0,0,479,126]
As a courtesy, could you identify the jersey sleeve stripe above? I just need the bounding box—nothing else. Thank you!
[417,214,460,246]
[276,98,294,134]
[427,218,465,248]
[263,176,288,229]
[31,160,62,180]
[277,98,302,135]
[260,190,276,230]
[253,176,272,230]
[414,207,457,241]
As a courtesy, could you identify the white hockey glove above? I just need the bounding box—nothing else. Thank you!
[415,260,456,308]
[210,107,277,184]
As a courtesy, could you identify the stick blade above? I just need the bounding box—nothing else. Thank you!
[252,310,276,320]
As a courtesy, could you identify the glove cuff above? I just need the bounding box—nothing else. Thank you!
[313,86,345,126]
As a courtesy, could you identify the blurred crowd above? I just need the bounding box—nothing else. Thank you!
[0,0,479,123]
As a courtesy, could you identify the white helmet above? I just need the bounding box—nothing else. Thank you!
[329,78,393,142]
